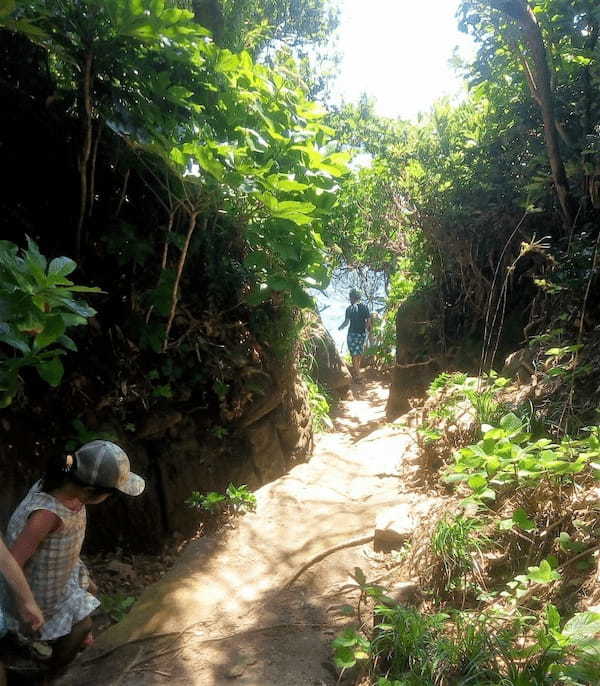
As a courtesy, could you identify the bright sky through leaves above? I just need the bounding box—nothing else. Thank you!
[333,0,475,120]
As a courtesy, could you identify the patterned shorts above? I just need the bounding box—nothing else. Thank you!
[347,332,366,356]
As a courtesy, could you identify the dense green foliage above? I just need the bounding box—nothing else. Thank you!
[326,0,600,370]
[0,0,347,437]
[0,239,99,406]
[334,564,600,685]
[1,0,600,682]
[334,364,600,684]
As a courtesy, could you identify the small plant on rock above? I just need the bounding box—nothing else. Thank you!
[186,483,256,518]
[100,593,136,623]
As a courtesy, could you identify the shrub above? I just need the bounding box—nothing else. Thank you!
[0,238,100,406]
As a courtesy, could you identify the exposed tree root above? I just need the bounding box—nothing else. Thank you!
[282,534,375,589]
[86,621,333,668]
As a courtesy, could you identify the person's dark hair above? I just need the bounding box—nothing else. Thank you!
[41,452,116,496]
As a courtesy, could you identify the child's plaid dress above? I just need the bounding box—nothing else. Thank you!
[5,482,99,640]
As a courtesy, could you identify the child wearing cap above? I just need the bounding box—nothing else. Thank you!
[4,440,144,675]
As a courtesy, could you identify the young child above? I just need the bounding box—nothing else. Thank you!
[5,440,145,674]
[0,538,45,686]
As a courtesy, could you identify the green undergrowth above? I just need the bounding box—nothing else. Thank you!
[333,566,600,685]
[303,373,331,433]
[186,483,256,518]
[332,368,600,685]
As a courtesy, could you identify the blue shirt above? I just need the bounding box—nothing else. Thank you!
[345,303,370,334]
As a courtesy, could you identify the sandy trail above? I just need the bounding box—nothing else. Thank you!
[58,380,436,686]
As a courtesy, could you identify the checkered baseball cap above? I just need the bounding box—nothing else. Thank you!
[73,440,145,496]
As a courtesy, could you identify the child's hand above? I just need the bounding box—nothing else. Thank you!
[88,578,98,595]
[17,597,44,633]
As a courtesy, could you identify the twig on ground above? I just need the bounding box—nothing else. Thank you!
[396,358,434,369]
[557,544,600,572]
[108,645,145,686]
[83,621,206,665]
[84,622,336,667]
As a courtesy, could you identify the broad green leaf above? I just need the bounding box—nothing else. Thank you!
[37,356,64,387]
[527,560,561,584]
[57,335,78,352]
[34,315,66,351]
[0,325,30,353]
[563,612,600,645]
[333,646,356,669]
[25,236,47,271]
[59,313,88,327]
[48,256,76,279]
[59,299,96,318]
[500,412,522,433]
[266,174,308,192]
[546,604,561,631]
[467,474,487,490]
[512,508,536,531]
[332,628,360,648]
[195,148,225,181]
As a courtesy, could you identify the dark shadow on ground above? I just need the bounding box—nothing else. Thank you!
[55,377,405,686]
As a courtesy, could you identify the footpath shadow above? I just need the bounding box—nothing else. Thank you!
[57,506,372,685]
[330,380,388,443]
[57,378,404,686]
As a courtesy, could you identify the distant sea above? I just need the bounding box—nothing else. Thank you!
[311,269,386,353]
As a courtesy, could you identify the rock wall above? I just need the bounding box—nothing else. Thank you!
[305,313,352,394]
[0,370,313,554]
[386,295,440,419]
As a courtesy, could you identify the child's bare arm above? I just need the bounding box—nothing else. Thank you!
[0,537,44,631]
[10,510,61,568]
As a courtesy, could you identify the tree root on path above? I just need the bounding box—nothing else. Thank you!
[91,622,336,676]
[87,534,374,671]
[282,534,374,589]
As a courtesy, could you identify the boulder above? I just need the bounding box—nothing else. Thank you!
[501,347,537,384]
[385,581,421,606]
[374,503,418,551]
[246,417,287,483]
[305,313,352,393]
[386,293,439,419]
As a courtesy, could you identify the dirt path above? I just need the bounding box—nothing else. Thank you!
[58,380,439,686]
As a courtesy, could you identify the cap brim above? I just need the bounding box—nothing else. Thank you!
[117,472,145,496]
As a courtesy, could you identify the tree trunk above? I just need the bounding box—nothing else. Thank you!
[162,212,205,352]
[76,51,94,258]
[494,0,577,230]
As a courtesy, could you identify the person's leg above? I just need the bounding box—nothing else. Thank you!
[48,616,92,674]
[0,662,6,686]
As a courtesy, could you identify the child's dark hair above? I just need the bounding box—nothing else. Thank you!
[41,453,115,496]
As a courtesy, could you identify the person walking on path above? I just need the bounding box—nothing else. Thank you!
[339,289,371,382]
[4,440,145,677]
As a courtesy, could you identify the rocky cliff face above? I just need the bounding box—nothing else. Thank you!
[386,296,439,419]
[0,314,356,554]
[0,367,313,553]
[305,313,352,394]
